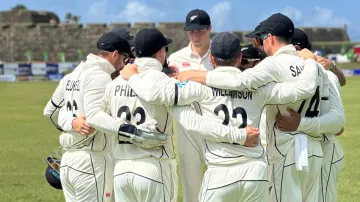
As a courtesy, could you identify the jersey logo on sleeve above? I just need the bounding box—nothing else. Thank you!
[177,80,189,89]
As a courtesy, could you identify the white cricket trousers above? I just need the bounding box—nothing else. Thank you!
[320,138,344,202]
[269,137,323,202]
[114,157,178,202]
[60,150,114,202]
[199,158,268,202]
[176,123,205,202]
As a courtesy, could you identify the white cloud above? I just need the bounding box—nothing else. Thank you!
[281,6,303,21]
[210,1,231,31]
[86,1,165,23]
[258,6,349,28]
[88,0,107,16]
[118,2,165,22]
[307,6,350,27]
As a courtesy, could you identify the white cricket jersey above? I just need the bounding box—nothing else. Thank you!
[43,73,71,132]
[297,70,344,142]
[57,54,120,152]
[104,76,175,160]
[205,45,325,163]
[184,66,326,165]
[127,57,250,145]
[168,43,213,72]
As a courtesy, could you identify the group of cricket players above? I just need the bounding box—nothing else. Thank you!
[43,8,346,202]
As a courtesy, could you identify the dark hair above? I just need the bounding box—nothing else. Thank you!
[213,56,238,66]
[98,50,110,57]
[276,36,292,44]
[300,43,312,51]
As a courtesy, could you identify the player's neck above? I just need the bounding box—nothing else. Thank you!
[191,40,210,58]
[270,43,288,56]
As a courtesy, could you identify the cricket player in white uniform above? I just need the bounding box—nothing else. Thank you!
[113,28,261,202]
[176,13,328,202]
[276,29,345,202]
[56,32,166,202]
[121,30,321,201]
[167,9,213,202]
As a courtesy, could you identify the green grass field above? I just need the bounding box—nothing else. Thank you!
[0,77,359,202]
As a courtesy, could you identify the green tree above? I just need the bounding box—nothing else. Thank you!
[72,16,80,24]
[65,13,72,23]
[11,4,27,11]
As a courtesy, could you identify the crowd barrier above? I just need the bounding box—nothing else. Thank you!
[0,63,359,82]
[0,62,78,82]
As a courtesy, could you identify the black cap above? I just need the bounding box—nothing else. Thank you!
[45,157,62,190]
[110,27,135,46]
[97,32,131,54]
[291,28,312,50]
[211,32,242,60]
[244,24,262,38]
[135,28,172,57]
[184,9,211,31]
[257,13,294,39]
[241,44,265,60]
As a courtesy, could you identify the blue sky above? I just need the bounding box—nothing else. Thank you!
[2,0,360,41]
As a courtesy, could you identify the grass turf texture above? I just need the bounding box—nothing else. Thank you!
[0,77,359,202]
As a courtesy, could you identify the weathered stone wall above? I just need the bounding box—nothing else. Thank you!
[0,10,352,62]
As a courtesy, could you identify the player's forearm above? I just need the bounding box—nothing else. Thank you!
[44,101,64,132]
[128,74,177,106]
[298,110,344,136]
[58,112,75,132]
[86,111,121,137]
[331,66,346,86]
[206,59,276,91]
[298,91,344,135]
[169,106,247,144]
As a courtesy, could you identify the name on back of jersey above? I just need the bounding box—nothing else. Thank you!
[114,84,136,97]
[289,65,304,77]
[65,80,80,91]
[212,88,252,100]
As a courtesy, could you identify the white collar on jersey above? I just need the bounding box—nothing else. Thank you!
[186,42,212,59]
[213,66,241,73]
[272,44,298,57]
[85,53,116,75]
[134,57,163,73]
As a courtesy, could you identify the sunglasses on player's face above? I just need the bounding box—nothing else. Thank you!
[256,33,269,46]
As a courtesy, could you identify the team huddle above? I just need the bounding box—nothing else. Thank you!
[43,8,345,202]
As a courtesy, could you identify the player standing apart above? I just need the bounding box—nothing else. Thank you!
[167,9,213,202]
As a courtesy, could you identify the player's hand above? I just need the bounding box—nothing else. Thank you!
[276,108,301,131]
[120,63,138,80]
[243,126,260,147]
[336,127,345,136]
[297,48,316,60]
[176,71,191,82]
[317,56,334,70]
[118,123,167,149]
[72,116,96,136]
[167,60,179,78]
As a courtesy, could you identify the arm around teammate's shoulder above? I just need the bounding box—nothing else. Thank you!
[83,71,121,136]
[205,57,279,91]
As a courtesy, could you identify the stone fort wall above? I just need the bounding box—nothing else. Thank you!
[0,10,351,62]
